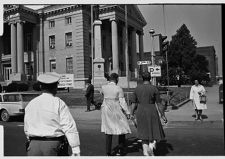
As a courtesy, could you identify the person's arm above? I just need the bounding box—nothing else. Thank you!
[59,99,80,156]
[189,86,194,100]
[118,87,130,118]
[155,87,167,123]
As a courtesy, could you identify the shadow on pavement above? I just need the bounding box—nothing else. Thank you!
[192,114,208,119]
[154,140,174,156]
[125,137,142,155]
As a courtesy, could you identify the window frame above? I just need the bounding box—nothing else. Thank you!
[65,32,73,47]
[49,35,55,49]
[66,57,73,73]
[65,16,72,25]
[49,20,55,28]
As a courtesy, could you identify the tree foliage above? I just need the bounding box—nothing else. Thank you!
[160,24,209,85]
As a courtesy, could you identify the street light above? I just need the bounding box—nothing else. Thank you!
[149,29,156,85]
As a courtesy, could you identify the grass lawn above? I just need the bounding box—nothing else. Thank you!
[56,86,191,107]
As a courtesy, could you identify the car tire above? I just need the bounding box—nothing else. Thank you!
[0,109,10,122]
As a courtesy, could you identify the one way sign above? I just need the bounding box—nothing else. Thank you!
[148,66,161,77]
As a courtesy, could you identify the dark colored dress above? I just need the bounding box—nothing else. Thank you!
[131,84,165,141]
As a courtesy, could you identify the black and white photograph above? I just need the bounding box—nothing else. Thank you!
[0,2,223,157]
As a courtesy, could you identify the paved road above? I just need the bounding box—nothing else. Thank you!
[1,85,224,156]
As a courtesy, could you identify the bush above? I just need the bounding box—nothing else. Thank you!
[7,83,19,92]
[33,82,41,91]
[17,83,29,91]
[6,82,29,92]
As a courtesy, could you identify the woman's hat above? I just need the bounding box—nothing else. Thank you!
[37,72,61,84]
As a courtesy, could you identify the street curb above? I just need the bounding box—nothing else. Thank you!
[176,99,191,107]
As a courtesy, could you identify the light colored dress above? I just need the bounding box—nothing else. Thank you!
[190,84,207,110]
[101,82,131,135]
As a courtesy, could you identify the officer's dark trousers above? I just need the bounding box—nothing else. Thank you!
[27,140,64,156]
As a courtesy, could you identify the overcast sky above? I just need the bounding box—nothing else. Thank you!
[138,4,222,75]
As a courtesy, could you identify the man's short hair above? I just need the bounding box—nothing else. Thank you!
[142,72,151,81]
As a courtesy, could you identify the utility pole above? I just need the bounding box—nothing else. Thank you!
[149,29,155,85]
[125,5,130,89]
[91,5,94,84]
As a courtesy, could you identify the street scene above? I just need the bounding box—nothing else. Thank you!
[1,85,224,156]
[0,4,223,157]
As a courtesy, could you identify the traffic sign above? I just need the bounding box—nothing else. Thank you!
[148,66,161,77]
[137,61,151,65]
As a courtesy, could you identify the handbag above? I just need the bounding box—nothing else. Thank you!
[199,94,207,104]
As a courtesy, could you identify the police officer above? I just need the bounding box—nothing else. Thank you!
[24,72,80,156]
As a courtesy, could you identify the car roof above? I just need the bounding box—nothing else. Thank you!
[0,92,40,95]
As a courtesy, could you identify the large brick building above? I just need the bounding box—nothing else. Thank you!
[0,4,146,88]
[196,46,218,84]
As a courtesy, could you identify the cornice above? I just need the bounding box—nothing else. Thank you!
[42,5,85,18]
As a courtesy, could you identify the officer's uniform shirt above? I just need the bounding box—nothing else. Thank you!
[24,93,80,154]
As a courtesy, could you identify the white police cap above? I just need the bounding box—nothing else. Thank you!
[37,72,61,84]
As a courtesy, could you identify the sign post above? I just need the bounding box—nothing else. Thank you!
[148,66,161,77]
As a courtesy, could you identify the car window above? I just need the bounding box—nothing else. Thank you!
[3,94,21,102]
[0,96,2,102]
[22,94,39,102]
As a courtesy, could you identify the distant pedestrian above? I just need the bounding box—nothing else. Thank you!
[101,73,131,156]
[130,71,167,156]
[190,79,207,120]
[85,80,97,112]
[24,72,80,156]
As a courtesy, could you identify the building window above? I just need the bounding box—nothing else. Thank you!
[50,60,56,72]
[66,57,73,73]
[65,32,72,47]
[49,35,55,49]
[65,16,72,25]
[49,20,55,28]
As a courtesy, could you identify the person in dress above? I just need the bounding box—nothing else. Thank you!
[130,72,167,156]
[101,73,131,156]
[24,72,80,156]
[190,79,207,120]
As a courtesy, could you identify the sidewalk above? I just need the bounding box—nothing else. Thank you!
[70,85,223,125]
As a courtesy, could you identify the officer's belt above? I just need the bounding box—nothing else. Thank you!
[29,136,65,141]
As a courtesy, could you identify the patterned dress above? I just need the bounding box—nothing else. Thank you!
[131,84,165,141]
[101,82,131,135]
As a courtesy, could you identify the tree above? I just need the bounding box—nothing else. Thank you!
[162,24,209,85]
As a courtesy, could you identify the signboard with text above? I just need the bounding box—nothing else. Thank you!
[148,66,161,77]
[137,61,151,65]
[58,74,74,88]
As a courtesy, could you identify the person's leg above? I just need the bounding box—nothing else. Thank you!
[106,134,113,156]
[149,140,156,156]
[142,140,150,156]
[86,98,91,111]
[41,140,60,156]
[195,109,198,120]
[118,134,126,155]
[199,110,203,120]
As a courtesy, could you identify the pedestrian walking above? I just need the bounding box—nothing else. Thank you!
[130,72,167,156]
[190,79,207,120]
[24,72,80,156]
[100,73,131,156]
[85,80,98,111]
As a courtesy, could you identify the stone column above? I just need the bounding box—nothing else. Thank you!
[139,31,144,72]
[131,28,137,77]
[17,21,25,75]
[111,19,119,74]
[0,36,4,81]
[10,23,17,75]
[32,26,38,80]
[38,15,44,74]
[93,20,107,89]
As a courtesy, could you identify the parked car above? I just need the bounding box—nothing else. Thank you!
[0,92,40,122]
[219,84,223,104]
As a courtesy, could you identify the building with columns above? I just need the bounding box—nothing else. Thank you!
[0,4,146,88]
